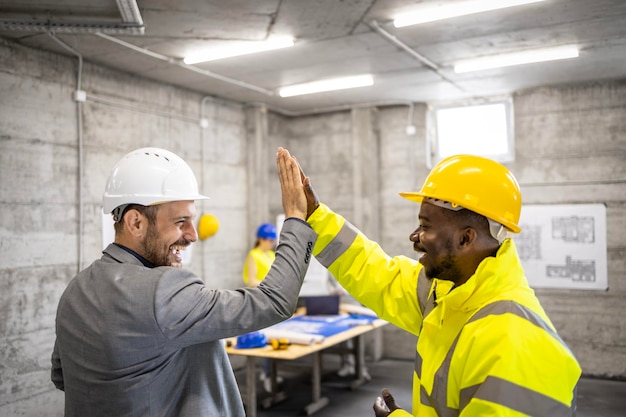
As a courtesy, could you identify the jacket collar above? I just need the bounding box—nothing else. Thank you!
[434,238,529,312]
[103,243,155,268]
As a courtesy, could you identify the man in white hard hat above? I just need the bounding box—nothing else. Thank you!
[51,147,314,417]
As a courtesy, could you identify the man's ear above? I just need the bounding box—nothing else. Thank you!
[459,227,477,248]
[122,209,147,239]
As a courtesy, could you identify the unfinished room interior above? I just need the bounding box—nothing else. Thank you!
[1,1,625,416]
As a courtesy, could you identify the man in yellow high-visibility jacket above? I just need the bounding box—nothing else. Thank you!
[277,148,581,417]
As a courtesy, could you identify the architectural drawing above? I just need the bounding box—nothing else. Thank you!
[546,256,596,282]
[516,204,607,290]
[551,216,595,243]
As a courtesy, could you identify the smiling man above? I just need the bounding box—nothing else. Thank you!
[51,147,315,417]
[282,151,582,417]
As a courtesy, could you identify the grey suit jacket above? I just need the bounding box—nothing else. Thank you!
[51,218,316,417]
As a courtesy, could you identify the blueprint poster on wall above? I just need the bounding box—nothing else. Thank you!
[514,204,607,290]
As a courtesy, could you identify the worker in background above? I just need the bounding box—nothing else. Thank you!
[243,223,277,287]
[277,148,582,417]
[51,147,314,417]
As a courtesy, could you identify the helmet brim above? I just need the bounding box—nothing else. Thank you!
[103,194,210,214]
[398,191,521,234]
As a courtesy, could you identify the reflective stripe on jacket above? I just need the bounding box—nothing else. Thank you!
[308,203,581,417]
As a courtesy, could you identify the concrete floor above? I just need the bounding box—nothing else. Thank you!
[236,357,626,417]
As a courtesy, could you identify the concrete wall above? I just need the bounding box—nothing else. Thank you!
[513,83,626,378]
[1,36,625,416]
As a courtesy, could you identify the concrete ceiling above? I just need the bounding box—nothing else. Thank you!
[1,0,626,115]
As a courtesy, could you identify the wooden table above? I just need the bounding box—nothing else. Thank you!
[226,316,387,417]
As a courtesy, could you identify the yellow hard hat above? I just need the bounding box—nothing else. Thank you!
[399,155,522,233]
[198,214,219,240]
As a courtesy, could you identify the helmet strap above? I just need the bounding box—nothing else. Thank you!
[425,198,508,244]
[488,219,508,244]
[423,197,463,212]
[112,205,129,222]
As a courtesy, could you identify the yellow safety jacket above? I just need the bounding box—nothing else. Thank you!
[242,247,275,286]
[308,204,581,417]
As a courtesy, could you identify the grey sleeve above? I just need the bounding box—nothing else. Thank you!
[155,218,316,346]
[51,338,64,391]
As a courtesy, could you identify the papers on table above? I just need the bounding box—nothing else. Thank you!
[260,312,380,345]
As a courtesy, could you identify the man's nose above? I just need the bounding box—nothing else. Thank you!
[409,227,421,242]
[186,224,198,243]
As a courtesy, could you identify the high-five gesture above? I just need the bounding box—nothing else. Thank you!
[276,147,307,220]
[292,156,320,219]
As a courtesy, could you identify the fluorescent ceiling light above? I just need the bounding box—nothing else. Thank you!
[278,74,374,97]
[454,45,579,73]
[184,37,294,64]
[393,0,546,27]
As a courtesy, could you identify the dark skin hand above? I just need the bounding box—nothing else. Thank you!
[293,156,320,219]
[276,148,308,220]
[373,388,401,417]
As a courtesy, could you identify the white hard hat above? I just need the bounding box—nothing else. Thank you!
[102,147,210,215]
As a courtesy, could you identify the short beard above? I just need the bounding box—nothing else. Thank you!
[425,254,461,281]
[141,222,170,267]
[424,239,462,282]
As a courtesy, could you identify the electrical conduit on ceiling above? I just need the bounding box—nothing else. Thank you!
[93,29,432,122]
[94,32,274,96]
[93,33,423,119]
[367,20,465,93]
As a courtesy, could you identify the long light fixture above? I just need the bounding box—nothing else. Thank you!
[393,0,546,27]
[278,74,374,97]
[184,37,294,64]
[454,45,579,73]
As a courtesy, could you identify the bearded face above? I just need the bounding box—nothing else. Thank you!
[411,202,464,282]
[139,201,197,267]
